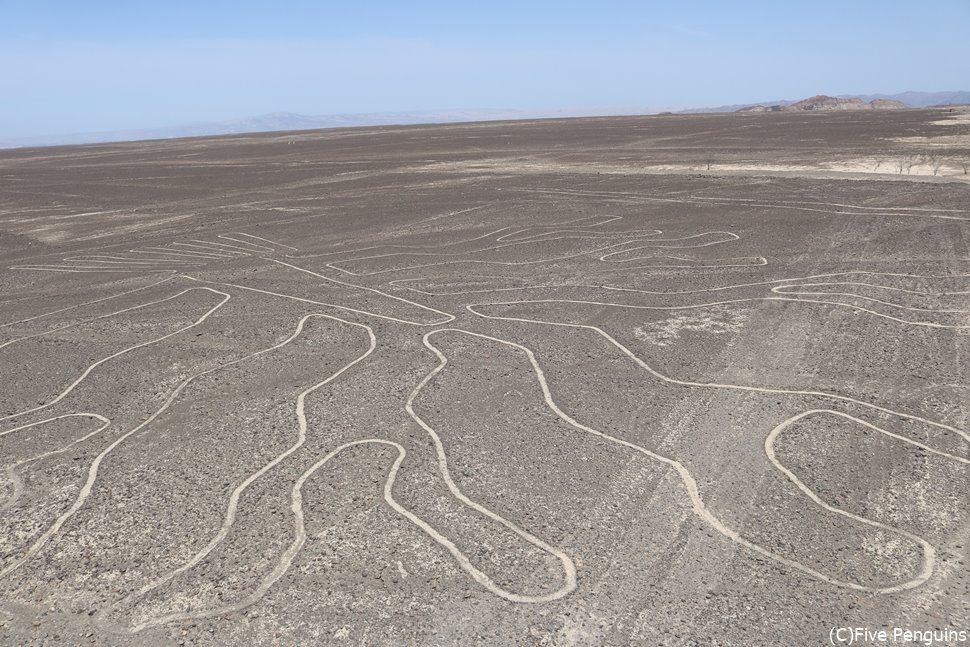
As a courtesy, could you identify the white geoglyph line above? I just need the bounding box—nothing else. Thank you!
[214,235,274,252]
[414,204,489,224]
[0,288,231,425]
[769,284,970,315]
[126,314,377,605]
[221,232,298,252]
[768,409,970,468]
[405,333,578,600]
[195,256,455,324]
[287,216,625,260]
[773,281,970,297]
[130,435,575,632]
[324,237,632,276]
[501,229,663,244]
[388,277,574,296]
[10,265,165,274]
[1,289,214,352]
[322,219,747,276]
[390,274,970,327]
[49,261,194,271]
[762,409,970,589]
[180,275,453,327]
[603,255,768,270]
[6,204,962,614]
[324,239,683,277]
[12,232,301,275]
[176,241,250,256]
[0,291,344,580]
[264,259,456,325]
[128,248,216,264]
[466,303,970,444]
[424,328,965,593]
[0,414,111,513]
[1,288,203,359]
[66,256,204,266]
[512,188,970,221]
[139,247,226,260]
[291,227,513,260]
[391,271,970,298]
[598,232,740,261]
[186,240,260,254]
[0,277,174,330]
[464,293,969,330]
[607,252,766,267]
[684,195,968,214]
[119,322,575,630]
[491,217,628,242]
[169,243,240,257]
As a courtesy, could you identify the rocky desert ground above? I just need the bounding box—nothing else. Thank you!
[1,107,969,646]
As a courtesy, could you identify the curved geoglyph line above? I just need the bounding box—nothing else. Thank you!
[65,256,204,267]
[287,214,623,259]
[770,283,970,314]
[0,276,174,330]
[391,272,970,329]
[125,321,574,631]
[9,232,299,274]
[465,293,970,331]
[380,270,970,298]
[423,328,966,593]
[1,286,224,353]
[0,413,111,513]
[403,335,578,601]
[0,288,231,424]
[325,238,634,276]
[0,302,368,580]
[0,290,241,579]
[4,203,967,625]
[180,258,458,327]
[220,232,298,252]
[513,187,970,221]
[130,435,576,633]
[598,231,741,261]
[264,259,456,325]
[125,314,378,604]
[9,265,172,274]
[467,303,970,443]
[325,223,748,277]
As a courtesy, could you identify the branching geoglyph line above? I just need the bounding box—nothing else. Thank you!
[420,327,967,593]
[126,314,378,605]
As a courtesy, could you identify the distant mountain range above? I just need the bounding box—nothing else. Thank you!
[737,95,907,113]
[3,91,968,149]
[679,90,970,114]
[0,109,535,149]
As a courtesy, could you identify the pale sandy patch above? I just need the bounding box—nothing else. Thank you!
[633,307,748,347]
[931,112,970,126]
[26,226,69,243]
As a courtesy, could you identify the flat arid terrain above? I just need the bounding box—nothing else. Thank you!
[1,108,970,646]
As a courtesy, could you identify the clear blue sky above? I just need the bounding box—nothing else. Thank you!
[2,1,968,137]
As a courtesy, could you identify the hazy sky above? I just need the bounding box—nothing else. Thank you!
[3,0,969,137]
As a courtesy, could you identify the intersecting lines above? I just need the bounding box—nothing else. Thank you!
[10,232,297,273]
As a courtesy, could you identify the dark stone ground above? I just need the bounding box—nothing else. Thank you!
[1,109,969,646]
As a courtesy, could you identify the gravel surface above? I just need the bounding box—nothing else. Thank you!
[1,109,969,646]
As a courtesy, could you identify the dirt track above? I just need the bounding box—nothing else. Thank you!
[1,109,970,646]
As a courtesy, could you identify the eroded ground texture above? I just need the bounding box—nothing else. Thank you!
[1,109,970,646]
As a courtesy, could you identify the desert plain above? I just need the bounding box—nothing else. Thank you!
[1,108,970,646]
